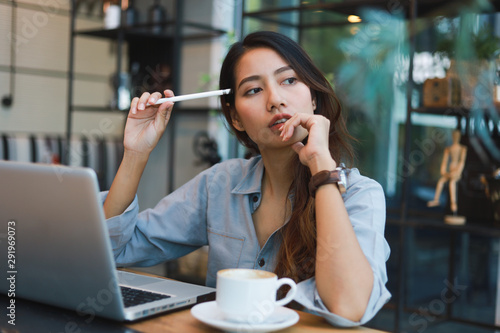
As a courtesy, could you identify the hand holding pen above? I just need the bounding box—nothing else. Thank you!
[125,89,232,155]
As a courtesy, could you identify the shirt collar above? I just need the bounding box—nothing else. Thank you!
[231,156,264,195]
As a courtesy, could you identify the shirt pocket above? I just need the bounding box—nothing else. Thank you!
[206,227,245,285]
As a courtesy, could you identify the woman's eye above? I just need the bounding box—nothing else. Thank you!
[283,77,297,85]
[245,87,262,95]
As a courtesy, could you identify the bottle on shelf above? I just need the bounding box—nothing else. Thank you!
[110,72,131,111]
[123,0,139,27]
[104,0,121,29]
[148,0,167,34]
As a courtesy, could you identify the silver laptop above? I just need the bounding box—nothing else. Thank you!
[0,160,215,321]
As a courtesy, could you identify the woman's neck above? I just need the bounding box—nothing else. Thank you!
[259,148,296,198]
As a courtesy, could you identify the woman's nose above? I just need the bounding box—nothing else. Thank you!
[266,85,286,112]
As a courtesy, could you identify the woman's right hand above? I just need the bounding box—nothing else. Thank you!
[123,89,175,156]
[104,90,174,219]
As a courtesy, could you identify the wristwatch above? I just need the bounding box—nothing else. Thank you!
[309,163,347,198]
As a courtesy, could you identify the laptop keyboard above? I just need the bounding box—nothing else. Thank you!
[120,286,171,308]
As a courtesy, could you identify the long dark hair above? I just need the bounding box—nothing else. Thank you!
[219,31,355,283]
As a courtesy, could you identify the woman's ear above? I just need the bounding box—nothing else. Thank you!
[230,108,245,132]
[310,90,317,111]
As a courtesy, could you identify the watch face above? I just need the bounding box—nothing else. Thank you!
[309,167,347,197]
[338,168,347,194]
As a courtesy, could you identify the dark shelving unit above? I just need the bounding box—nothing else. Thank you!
[67,0,227,192]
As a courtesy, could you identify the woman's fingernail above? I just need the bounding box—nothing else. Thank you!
[138,103,145,110]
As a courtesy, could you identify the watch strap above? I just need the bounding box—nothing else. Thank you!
[309,170,342,198]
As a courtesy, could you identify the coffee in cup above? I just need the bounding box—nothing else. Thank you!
[216,268,297,324]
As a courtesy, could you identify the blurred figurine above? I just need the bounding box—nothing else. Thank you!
[427,129,467,224]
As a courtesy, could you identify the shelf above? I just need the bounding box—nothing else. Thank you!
[411,106,470,117]
[386,216,500,237]
[412,106,500,116]
[74,20,227,42]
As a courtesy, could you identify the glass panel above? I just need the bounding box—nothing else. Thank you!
[302,10,408,203]
[244,0,300,12]
[245,10,300,28]
[243,17,298,40]
[303,0,349,4]
[300,9,348,26]
[245,0,382,28]
[452,235,499,326]
[403,231,499,328]
[241,2,500,332]
[401,121,457,214]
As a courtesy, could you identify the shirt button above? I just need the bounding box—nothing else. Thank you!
[253,196,258,203]
[258,258,265,267]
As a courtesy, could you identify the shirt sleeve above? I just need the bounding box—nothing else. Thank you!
[101,167,216,268]
[293,170,391,327]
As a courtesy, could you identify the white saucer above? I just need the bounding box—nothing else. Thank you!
[191,301,299,333]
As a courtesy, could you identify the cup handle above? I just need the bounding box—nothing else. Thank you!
[275,277,297,307]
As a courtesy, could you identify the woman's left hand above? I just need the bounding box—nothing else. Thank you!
[280,113,336,174]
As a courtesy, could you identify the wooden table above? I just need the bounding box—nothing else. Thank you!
[120,268,387,332]
[126,305,387,332]
[0,294,387,333]
[0,267,387,333]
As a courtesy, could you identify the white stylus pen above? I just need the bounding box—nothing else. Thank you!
[153,88,232,105]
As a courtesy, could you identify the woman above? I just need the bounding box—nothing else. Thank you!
[103,31,390,327]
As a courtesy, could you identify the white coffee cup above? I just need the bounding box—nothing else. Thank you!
[216,268,297,324]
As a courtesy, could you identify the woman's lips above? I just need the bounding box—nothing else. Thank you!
[268,114,291,130]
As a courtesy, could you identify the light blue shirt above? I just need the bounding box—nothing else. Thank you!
[103,156,391,327]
